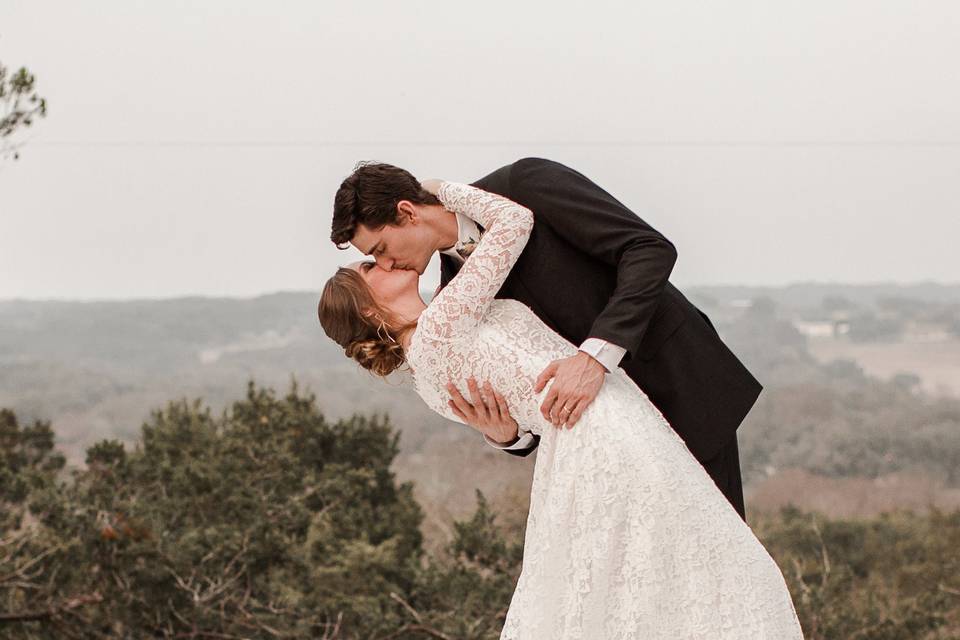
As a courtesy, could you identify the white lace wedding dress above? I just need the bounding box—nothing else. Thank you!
[405,181,804,639]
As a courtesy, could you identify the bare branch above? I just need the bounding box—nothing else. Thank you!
[0,591,102,623]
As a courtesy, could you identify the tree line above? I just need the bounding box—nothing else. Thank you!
[2,380,958,639]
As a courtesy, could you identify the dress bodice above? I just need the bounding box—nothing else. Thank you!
[406,297,579,438]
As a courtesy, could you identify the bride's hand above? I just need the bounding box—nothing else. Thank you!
[421,178,444,196]
[446,377,519,444]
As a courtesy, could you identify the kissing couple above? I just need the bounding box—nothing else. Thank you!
[318,157,804,638]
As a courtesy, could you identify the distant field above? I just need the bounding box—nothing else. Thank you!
[807,337,960,397]
[746,468,960,518]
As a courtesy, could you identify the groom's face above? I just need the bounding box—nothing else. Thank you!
[350,203,435,275]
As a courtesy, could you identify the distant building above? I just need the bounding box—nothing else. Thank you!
[902,319,952,342]
[791,318,851,338]
[792,320,834,337]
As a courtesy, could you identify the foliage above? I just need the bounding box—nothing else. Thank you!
[739,375,960,486]
[755,506,960,639]
[847,311,905,343]
[0,60,48,160]
[0,409,65,512]
[2,381,426,638]
[2,382,958,638]
[406,490,523,638]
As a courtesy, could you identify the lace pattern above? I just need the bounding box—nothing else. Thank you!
[403,181,804,639]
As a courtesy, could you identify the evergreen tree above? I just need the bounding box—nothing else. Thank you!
[2,382,959,638]
[0,59,47,160]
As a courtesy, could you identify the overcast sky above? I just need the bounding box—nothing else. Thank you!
[1,0,958,301]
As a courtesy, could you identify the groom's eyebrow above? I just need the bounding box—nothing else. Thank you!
[362,241,382,256]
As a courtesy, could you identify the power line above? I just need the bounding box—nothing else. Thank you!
[29,139,960,148]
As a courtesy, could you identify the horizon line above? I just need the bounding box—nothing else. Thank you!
[28,139,960,149]
[3,279,959,304]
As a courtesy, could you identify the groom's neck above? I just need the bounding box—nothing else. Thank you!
[427,204,459,252]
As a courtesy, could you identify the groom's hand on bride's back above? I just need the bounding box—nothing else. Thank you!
[535,352,606,428]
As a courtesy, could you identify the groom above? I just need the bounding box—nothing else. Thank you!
[330,157,762,520]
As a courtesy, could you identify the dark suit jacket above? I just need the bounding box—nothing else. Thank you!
[438,157,762,463]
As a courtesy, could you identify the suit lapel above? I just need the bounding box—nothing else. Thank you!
[438,253,459,291]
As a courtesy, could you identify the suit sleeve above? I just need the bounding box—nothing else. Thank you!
[488,433,540,457]
[509,157,678,360]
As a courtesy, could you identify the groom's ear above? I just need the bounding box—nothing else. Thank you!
[395,200,418,225]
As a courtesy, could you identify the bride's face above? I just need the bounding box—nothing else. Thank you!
[346,259,420,312]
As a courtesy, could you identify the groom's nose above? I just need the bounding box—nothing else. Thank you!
[377,256,395,271]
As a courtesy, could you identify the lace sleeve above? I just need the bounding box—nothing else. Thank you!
[418,181,534,342]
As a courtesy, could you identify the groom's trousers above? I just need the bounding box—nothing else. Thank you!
[700,432,746,521]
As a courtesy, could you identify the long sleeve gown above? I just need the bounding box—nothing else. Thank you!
[404,181,804,640]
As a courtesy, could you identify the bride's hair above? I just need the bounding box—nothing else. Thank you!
[317,267,416,377]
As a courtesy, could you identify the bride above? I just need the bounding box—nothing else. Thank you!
[318,179,804,639]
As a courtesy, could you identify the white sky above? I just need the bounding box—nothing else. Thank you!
[1,0,958,300]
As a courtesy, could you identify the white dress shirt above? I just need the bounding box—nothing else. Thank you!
[439,210,627,451]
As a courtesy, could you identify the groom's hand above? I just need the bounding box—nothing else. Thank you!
[535,352,606,428]
[446,377,519,444]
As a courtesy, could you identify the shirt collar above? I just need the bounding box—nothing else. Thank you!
[439,211,483,260]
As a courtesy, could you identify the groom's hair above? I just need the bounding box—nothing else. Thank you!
[331,161,442,249]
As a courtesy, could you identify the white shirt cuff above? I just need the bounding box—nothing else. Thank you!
[484,430,536,451]
[578,338,626,373]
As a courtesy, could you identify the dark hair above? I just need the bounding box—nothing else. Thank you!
[331,161,441,248]
[317,267,417,377]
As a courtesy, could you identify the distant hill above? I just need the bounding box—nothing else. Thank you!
[0,292,412,454]
[686,281,960,309]
[0,290,530,533]
[3,282,959,524]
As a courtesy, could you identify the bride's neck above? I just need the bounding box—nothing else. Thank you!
[394,301,427,352]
